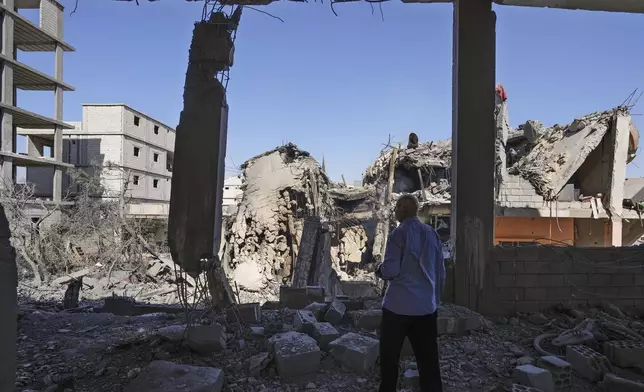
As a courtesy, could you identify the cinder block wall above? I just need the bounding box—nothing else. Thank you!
[482,246,644,315]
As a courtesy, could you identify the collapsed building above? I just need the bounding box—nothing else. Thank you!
[220,92,644,303]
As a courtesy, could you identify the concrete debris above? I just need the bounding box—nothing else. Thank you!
[328,332,380,373]
[600,373,644,392]
[509,107,633,199]
[222,143,335,303]
[123,361,224,392]
[248,352,271,377]
[271,331,321,378]
[185,324,227,354]
[324,298,346,325]
[17,298,644,392]
[311,322,340,350]
[565,344,612,382]
[512,364,555,392]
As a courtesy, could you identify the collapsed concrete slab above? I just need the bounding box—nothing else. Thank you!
[124,361,224,392]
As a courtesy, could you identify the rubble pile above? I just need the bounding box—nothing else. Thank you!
[509,108,630,199]
[363,139,452,206]
[221,144,335,303]
[16,290,644,392]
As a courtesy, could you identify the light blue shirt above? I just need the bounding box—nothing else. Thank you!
[380,216,446,316]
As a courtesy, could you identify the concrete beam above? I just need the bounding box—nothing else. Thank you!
[451,0,496,312]
[606,114,631,246]
[495,0,644,13]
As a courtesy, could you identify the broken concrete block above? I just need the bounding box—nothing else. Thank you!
[124,361,224,392]
[294,310,317,334]
[311,322,340,351]
[226,303,261,324]
[186,324,227,354]
[268,331,305,350]
[329,332,379,373]
[303,302,328,320]
[603,340,644,371]
[512,365,554,392]
[403,369,420,388]
[157,324,187,342]
[248,352,271,377]
[512,384,544,392]
[537,356,571,392]
[272,332,321,378]
[600,373,644,392]
[324,299,346,325]
[351,309,382,331]
[565,345,612,382]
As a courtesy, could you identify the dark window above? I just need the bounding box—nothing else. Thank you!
[133,175,140,185]
[154,125,159,134]
[153,153,159,162]
[153,179,159,188]
[134,116,140,126]
[133,147,140,157]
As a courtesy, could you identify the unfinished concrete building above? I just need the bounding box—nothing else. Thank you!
[21,104,176,217]
[0,0,74,219]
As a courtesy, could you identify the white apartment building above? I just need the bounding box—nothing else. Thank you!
[223,175,243,215]
[22,104,176,217]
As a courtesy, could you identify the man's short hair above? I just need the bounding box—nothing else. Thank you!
[397,194,420,216]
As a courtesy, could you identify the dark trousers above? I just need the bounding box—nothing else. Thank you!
[379,308,443,392]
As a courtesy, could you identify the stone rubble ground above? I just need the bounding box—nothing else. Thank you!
[15,293,644,392]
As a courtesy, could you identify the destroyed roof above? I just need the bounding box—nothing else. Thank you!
[363,139,451,185]
[509,107,634,199]
[327,185,376,202]
[241,143,313,170]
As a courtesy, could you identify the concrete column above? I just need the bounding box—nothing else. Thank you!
[450,0,496,311]
[0,3,16,392]
[607,114,631,246]
[0,0,14,189]
[52,44,63,202]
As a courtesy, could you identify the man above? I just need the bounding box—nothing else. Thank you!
[375,194,445,392]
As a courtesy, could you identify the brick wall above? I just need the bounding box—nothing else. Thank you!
[481,245,644,315]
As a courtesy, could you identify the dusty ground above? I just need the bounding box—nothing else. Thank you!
[17,296,639,392]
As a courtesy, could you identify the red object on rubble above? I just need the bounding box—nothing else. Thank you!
[495,84,508,102]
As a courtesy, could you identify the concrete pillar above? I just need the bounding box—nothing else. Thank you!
[450,0,496,311]
[52,44,63,202]
[0,3,16,389]
[0,0,14,189]
[607,114,631,246]
[0,204,16,392]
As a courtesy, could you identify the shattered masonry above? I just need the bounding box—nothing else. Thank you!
[221,144,334,303]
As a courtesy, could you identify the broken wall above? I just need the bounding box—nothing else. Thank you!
[222,144,332,303]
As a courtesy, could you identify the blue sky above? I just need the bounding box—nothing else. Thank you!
[16,0,644,183]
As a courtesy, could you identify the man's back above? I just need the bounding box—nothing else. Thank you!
[380,217,445,316]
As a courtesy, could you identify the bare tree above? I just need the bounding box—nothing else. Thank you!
[0,163,166,285]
